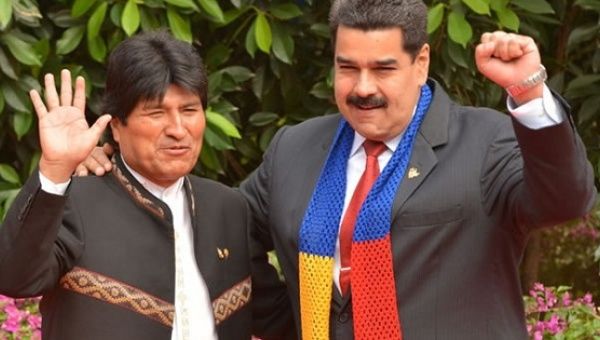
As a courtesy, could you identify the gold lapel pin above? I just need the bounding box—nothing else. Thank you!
[408,167,420,179]
[217,247,229,260]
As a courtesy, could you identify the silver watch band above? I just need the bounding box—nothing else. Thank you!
[505,65,547,97]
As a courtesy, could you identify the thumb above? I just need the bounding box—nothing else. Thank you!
[88,114,112,141]
[475,42,494,71]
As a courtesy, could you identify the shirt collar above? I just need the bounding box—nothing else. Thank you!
[120,155,184,200]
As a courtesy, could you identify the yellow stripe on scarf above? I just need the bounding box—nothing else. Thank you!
[299,253,334,340]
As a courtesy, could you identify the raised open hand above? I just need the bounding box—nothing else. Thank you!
[30,69,111,183]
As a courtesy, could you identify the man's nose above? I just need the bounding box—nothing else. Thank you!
[354,71,377,97]
[165,113,187,139]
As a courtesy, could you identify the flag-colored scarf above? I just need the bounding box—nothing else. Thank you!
[298,84,432,340]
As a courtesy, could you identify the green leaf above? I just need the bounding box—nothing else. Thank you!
[0,90,4,113]
[575,0,600,11]
[245,21,257,58]
[12,111,32,140]
[0,164,20,185]
[221,66,254,82]
[0,48,17,79]
[310,23,330,38]
[447,11,472,48]
[110,3,124,27]
[310,81,332,99]
[167,8,192,43]
[269,3,302,20]
[206,109,241,138]
[490,0,510,12]
[249,112,279,127]
[496,7,519,31]
[565,75,600,93]
[204,127,234,150]
[462,0,490,15]
[48,9,80,28]
[567,25,599,50]
[87,2,107,39]
[577,95,600,124]
[427,3,445,34]
[0,0,13,29]
[12,0,42,27]
[0,82,29,112]
[198,0,224,22]
[447,41,469,68]
[511,0,555,14]
[72,0,97,17]
[165,0,199,11]
[87,35,107,62]
[199,144,222,172]
[205,44,232,69]
[254,13,272,53]
[56,25,85,55]
[139,7,161,31]
[272,22,294,64]
[1,33,41,66]
[121,0,140,36]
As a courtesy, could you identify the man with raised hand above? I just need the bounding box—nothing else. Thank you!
[0,31,291,340]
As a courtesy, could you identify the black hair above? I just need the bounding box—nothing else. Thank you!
[329,0,428,59]
[102,30,207,125]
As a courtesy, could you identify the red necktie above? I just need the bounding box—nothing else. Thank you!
[339,140,387,296]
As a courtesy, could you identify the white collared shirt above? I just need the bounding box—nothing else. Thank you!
[40,158,217,340]
[332,84,564,292]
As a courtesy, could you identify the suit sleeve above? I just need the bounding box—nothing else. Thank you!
[241,127,298,339]
[0,173,84,297]
[481,94,597,234]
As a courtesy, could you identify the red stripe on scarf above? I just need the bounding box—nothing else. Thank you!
[351,234,402,340]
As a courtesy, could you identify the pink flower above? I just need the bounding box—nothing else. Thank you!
[28,314,42,329]
[545,314,565,334]
[561,291,572,307]
[533,330,543,340]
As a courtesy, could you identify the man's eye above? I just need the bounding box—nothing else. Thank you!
[147,111,164,117]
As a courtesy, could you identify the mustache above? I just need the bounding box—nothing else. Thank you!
[346,95,387,108]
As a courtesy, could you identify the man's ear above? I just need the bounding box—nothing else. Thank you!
[415,43,430,86]
[110,118,121,143]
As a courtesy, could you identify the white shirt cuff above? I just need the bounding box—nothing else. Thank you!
[39,171,70,196]
[506,84,564,130]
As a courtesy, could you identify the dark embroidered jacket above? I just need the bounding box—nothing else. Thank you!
[0,155,289,340]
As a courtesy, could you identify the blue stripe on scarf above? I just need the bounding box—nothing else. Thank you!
[299,84,433,255]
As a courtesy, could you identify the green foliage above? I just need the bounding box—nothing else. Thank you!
[0,1,598,303]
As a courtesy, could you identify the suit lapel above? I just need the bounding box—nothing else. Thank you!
[391,79,451,225]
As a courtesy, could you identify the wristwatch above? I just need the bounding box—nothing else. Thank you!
[505,64,547,97]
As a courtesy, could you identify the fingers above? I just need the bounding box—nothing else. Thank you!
[29,90,48,119]
[102,142,115,158]
[81,144,113,175]
[60,69,73,107]
[44,73,59,111]
[73,76,86,112]
[74,164,90,177]
[478,31,534,61]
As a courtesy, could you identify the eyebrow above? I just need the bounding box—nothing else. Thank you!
[142,100,202,110]
[335,56,398,66]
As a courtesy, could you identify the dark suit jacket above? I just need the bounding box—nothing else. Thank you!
[0,155,291,340]
[241,80,596,339]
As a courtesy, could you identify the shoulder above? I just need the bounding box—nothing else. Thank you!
[186,176,245,206]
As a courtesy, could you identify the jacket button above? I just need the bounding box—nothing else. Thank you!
[338,312,349,323]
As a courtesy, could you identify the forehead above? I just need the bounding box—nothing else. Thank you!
[334,26,409,61]
[137,85,201,108]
